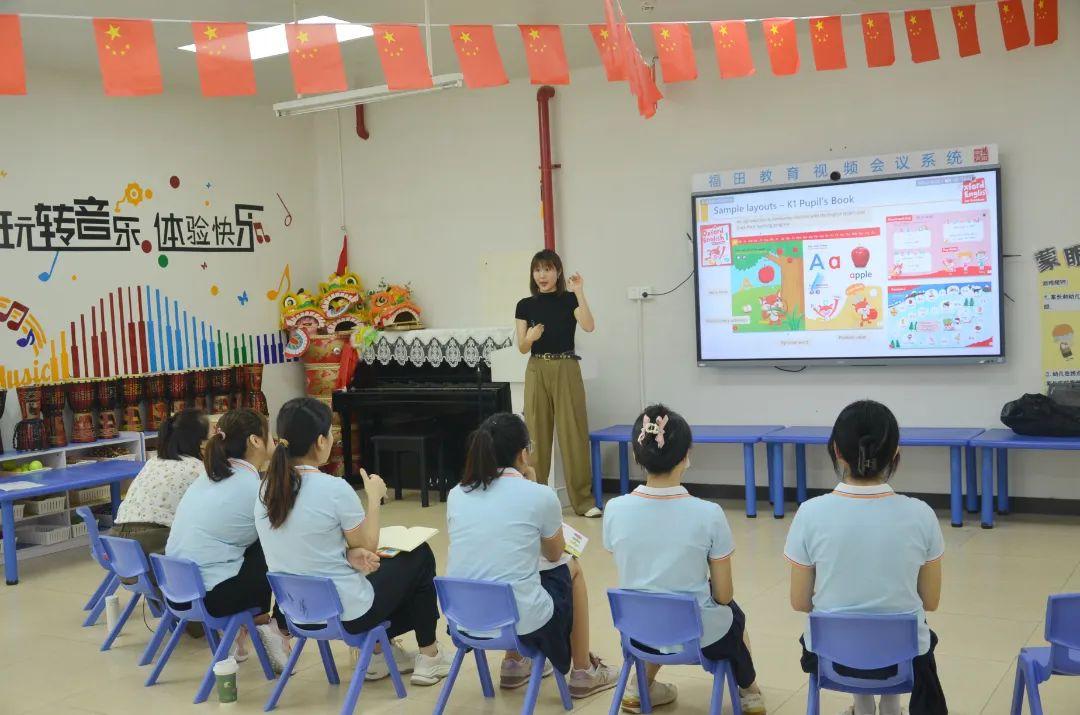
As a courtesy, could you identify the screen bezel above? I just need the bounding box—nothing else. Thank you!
[691,166,1005,367]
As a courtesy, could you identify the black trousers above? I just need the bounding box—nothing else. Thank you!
[200,542,285,630]
[341,543,439,646]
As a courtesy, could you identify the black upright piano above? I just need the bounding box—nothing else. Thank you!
[332,358,512,489]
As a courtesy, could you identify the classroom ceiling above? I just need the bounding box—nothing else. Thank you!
[11,0,946,102]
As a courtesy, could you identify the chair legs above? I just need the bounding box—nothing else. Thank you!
[375,630,407,699]
[195,616,246,703]
[710,667,726,715]
[553,667,573,711]
[83,573,119,627]
[609,658,634,715]
[807,673,821,715]
[83,571,117,611]
[434,646,468,715]
[634,658,652,713]
[139,612,175,666]
[1010,661,1025,715]
[100,592,141,651]
[475,649,495,698]
[146,618,188,686]
[725,663,742,715]
[1021,655,1045,715]
[318,639,340,685]
[521,655,546,715]
[265,637,307,712]
[341,631,379,715]
[243,614,277,681]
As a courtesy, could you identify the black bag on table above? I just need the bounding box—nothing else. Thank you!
[1001,392,1080,436]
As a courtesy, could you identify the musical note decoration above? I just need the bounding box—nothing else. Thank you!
[16,329,35,348]
[0,301,28,331]
[266,265,291,301]
[254,221,271,244]
[37,251,60,282]
[276,192,294,227]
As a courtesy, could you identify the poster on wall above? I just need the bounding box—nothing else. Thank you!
[1035,244,1080,386]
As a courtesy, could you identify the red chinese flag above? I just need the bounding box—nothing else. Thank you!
[905,10,941,63]
[191,22,256,96]
[373,24,433,90]
[951,6,981,58]
[651,23,697,83]
[519,25,569,84]
[92,19,163,96]
[450,26,507,88]
[1034,0,1058,46]
[998,1,1031,50]
[711,21,754,78]
[762,18,799,76]
[862,13,895,67]
[809,16,847,71]
[0,15,26,95]
[285,24,347,94]
[589,24,625,81]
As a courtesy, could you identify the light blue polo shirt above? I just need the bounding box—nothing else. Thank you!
[446,468,563,635]
[603,485,736,648]
[255,466,374,622]
[784,482,945,655]
[166,458,261,590]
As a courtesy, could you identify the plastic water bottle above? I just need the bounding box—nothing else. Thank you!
[104,594,121,633]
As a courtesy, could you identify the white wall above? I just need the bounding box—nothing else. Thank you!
[313,10,1080,500]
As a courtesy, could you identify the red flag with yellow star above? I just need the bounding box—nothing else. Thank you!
[589,24,625,81]
[519,25,569,85]
[92,18,162,96]
[861,13,895,67]
[762,18,799,76]
[191,22,256,96]
[0,15,26,95]
[998,1,1030,50]
[1034,0,1058,46]
[373,24,433,90]
[285,24,347,94]
[710,21,754,78]
[651,23,697,83]
[809,16,846,71]
[950,6,981,58]
[450,25,507,88]
[905,10,940,63]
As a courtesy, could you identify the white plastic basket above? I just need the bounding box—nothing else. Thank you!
[23,495,67,516]
[0,503,26,526]
[75,485,110,505]
[16,524,72,546]
[70,522,88,539]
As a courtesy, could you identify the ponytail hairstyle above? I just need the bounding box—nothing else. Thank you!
[158,409,209,461]
[632,404,693,475]
[461,412,530,492]
[828,400,901,482]
[263,397,333,528]
[203,408,269,482]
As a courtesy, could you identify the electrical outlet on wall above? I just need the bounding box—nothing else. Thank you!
[627,286,652,301]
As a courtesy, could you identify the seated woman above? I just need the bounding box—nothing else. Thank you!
[446,412,616,699]
[113,409,208,559]
[255,397,454,686]
[166,408,290,669]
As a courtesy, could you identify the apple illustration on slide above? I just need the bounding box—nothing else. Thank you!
[851,246,870,268]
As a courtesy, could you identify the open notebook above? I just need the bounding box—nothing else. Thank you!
[540,523,588,569]
[376,526,439,558]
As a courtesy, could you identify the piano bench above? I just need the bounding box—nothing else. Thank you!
[369,433,447,508]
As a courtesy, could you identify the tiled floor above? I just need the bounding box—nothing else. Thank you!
[3,496,1078,714]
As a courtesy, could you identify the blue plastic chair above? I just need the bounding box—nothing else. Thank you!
[265,572,406,714]
[75,506,119,628]
[806,612,920,715]
[433,577,573,715]
[146,554,275,704]
[96,535,165,657]
[1011,593,1080,715]
[606,589,742,715]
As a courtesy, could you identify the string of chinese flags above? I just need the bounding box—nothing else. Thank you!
[0,0,1060,117]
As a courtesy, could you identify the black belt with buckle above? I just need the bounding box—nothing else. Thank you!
[534,352,581,361]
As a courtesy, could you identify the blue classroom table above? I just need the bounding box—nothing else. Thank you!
[761,427,985,525]
[968,429,1080,529]
[589,425,784,517]
[0,459,144,585]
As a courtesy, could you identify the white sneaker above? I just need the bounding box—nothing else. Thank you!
[583,507,603,518]
[365,639,416,681]
[740,689,766,714]
[255,623,291,674]
[229,639,250,663]
[621,679,677,713]
[411,644,455,686]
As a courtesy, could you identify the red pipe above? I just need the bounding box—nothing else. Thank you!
[355,105,369,140]
[537,86,556,251]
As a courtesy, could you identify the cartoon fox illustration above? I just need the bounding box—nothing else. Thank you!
[759,292,786,326]
[854,297,878,327]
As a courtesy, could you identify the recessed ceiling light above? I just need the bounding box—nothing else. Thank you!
[178,16,372,60]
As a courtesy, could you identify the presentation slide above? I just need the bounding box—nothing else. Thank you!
[693,169,1002,364]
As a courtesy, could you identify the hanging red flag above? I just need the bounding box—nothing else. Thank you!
[373,24,433,90]
[604,0,661,118]
[762,18,799,76]
[0,15,26,95]
[862,13,895,67]
[450,25,507,88]
[519,25,570,85]
[711,21,754,78]
[651,23,697,83]
[998,1,1030,50]
[1034,0,1058,46]
[950,6,981,57]
[589,24,625,81]
[809,16,846,71]
[904,10,941,63]
[191,22,256,96]
[92,18,163,96]
[285,24,347,94]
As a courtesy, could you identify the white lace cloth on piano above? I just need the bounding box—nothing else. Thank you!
[360,327,514,369]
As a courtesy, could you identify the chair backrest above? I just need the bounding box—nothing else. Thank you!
[434,577,520,650]
[1045,593,1080,674]
[149,554,214,622]
[810,612,919,692]
[607,589,704,666]
[267,572,346,640]
[98,535,157,597]
[74,506,109,570]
